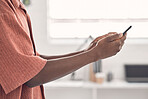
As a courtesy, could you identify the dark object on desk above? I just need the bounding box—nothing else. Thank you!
[107,72,113,82]
[93,60,102,73]
[125,64,148,83]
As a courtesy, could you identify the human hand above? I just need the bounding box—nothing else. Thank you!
[90,33,126,62]
[86,32,117,51]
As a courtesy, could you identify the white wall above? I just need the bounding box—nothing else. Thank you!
[25,0,148,99]
[25,0,49,53]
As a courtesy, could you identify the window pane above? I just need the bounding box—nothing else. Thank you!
[48,0,148,38]
[49,21,148,38]
[49,0,148,19]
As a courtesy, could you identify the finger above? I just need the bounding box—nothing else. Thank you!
[118,42,124,51]
[119,45,122,50]
[123,32,128,36]
[88,42,97,50]
[121,41,124,48]
[115,35,126,51]
[119,40,125,49]
[113,39,123,51]
[91,38,99,45]
[91,33,109,44]
[87,40,99,51]
[114,40,121,47]
[92,33,117,44]
[120,34,126,42]
[124,32,127,36]
[106,33,123,42]
[108,32,117,35]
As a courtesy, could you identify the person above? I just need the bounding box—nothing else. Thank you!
[0,0,126,98]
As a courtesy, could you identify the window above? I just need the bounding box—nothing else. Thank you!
[48,0,148,38]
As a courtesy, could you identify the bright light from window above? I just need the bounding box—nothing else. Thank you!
[48,0,148,38]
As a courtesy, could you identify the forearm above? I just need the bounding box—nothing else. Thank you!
[25,50,94,87]
[39,50,85,60]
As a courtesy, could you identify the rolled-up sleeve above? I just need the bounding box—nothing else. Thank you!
[0,13,47,94]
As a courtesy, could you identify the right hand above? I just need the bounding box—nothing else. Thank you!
[86,32,117,51]
[90,33,126,62]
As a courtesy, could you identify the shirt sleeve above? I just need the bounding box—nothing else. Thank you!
[0,13,47,94]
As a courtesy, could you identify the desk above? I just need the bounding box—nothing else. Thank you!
[44,80,148,99]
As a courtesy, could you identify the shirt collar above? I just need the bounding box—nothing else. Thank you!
[10,0,26,11]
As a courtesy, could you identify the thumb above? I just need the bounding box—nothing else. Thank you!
[91,34,108,44]
[106,33,123,42]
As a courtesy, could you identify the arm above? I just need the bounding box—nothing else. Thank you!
[25,50,93,87]
[25,33,126,88]
[38,33,115,60]
[39,50,85,60]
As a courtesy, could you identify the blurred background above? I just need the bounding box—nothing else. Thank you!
[23,0,148,99]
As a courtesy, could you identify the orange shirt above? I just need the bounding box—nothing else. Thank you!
[0,0,47,98]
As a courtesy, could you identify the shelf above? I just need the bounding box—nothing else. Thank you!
[44,80,148,89]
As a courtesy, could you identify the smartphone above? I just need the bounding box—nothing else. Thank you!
[123,26,132,35]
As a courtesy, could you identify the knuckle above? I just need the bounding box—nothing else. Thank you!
[122,42,125,46]
[117,42,121,46]
[115,41,121,46]
[113,33,118,37]
[113,52,117,55]
[121,39,124,43]
[116,48,120,52]
[105,37,110,41]
[116,46,120,52]
[114,34,120,39]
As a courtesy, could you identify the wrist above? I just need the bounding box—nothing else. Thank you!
[85,49,97,63]
[88,47,102,62]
